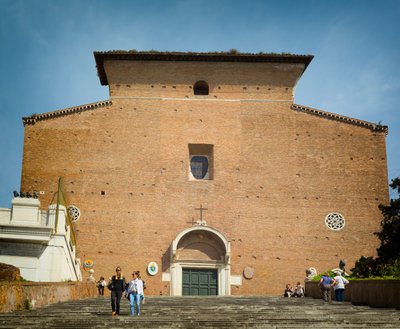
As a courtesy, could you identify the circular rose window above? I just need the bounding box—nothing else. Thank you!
[325,212,345,231]
[67,205,81,222]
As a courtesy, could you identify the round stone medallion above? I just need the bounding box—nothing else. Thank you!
[147,262,158,276]
[243,266,254,280]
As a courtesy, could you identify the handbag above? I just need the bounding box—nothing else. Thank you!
[107,279,114,291]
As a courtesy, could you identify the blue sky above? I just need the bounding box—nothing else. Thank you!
[0,0,399,207]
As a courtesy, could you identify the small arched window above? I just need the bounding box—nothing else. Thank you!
[193,80,209,95]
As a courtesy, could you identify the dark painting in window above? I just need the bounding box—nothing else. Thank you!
[190,156,209,179]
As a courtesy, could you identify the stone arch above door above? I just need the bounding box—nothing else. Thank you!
[171,226,230,262]
[170,225,231,296]
[175,228,229,263]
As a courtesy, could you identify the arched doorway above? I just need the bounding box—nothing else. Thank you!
[170,225,231,296]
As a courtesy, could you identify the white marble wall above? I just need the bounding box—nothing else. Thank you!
[0,198,82,282]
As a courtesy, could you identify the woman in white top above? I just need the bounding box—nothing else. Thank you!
[97,276,106,296]
[293,282,304,297]
[127,271,144,316]
[333,272,349,302]
[137,271,146,304]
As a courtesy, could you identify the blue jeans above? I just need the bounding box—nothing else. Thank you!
[129,293,141,316]
[335,288,345,302]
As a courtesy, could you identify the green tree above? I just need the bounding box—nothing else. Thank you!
[375,178,400,263]
[351,177,400,278]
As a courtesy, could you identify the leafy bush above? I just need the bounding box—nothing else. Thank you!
[311,270,336,282]
[351,256,381,278]
[378,259,400,278]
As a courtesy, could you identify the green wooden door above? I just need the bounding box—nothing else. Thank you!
[182,268,218,296]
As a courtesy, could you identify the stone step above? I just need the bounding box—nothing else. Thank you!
[0,296,398,328]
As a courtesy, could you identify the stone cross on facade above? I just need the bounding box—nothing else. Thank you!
[194,204,208,226]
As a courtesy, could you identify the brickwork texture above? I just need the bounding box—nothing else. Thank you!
[20,55,389,295]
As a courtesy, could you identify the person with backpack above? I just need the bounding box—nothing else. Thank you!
[318,272,336,303]
[108,266,126,316]
[126,271,144,317]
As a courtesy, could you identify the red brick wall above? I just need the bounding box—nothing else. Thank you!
[20,61,388,296]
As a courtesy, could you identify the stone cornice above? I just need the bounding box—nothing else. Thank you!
[22,100,112,126]
[291,104,388,134]
[94,51,314,86]
[0,225,52,243]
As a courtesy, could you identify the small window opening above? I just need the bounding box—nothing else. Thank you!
[190,156,209,179]
[193,80,209,95]
[188,144,213,180]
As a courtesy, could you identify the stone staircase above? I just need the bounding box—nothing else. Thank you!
[0,296,399,328]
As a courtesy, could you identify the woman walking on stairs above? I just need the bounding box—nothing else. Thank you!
[108,266,126,316]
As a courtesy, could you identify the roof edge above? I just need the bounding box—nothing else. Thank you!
[291,104,388,134]
[94,51,314,86]
[23,100,112,126]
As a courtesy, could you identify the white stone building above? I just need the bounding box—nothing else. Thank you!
[0,197,81,282]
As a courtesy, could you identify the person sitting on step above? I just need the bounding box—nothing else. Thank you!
[292,282,305,298]
[284,283,294,297]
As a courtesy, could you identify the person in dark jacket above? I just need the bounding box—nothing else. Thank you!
[108,266,126,316]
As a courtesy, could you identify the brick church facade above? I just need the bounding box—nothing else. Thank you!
[20,51,389,295]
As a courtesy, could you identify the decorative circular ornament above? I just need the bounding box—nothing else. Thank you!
[325,212,345,231]
[67,205,81,222]
[243,266,255,280]
[147,262,158,276]
[83,259,94,271]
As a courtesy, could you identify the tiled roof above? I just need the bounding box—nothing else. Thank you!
[94,50,314,86]
[291,104,388,133]
[22,100,112,126]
